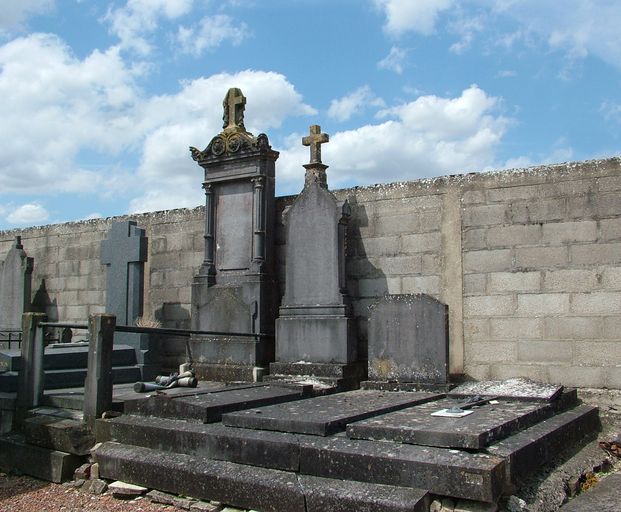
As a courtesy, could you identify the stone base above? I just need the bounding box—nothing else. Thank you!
[266,361,365,392]
[275,314,356,364]
[115,332,160,381]
[193,361,269,382]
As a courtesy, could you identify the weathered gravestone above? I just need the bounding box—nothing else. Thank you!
[365,294,449,387]
[101,221,157,379]
[189,88,279,381]
[0,237,33,337]
[270,125,359,388]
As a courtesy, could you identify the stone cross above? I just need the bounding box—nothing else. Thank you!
[100,221,147,326]
[303,125,329,165]
[223,87,246,131]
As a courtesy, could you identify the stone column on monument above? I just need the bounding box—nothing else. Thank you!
[0,236,34,333]
[189,88,279,382]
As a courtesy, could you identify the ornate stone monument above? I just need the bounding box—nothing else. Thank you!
[189,88,279,381]
[270,125,359,388]
[0,237,33,334]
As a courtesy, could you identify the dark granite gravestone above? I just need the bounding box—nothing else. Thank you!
[189,88,279,382]
[0,237,33,334]
[222,389,443,435]
[366,294,449,385]
[346,397,556,449]
[101,221,156,379]
[271,125,358,387]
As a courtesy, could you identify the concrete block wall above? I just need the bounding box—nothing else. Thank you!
[1,157,620,389]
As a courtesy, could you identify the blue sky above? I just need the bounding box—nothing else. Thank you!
[0,0,620,229]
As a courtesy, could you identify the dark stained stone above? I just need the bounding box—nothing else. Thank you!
[367,294,449,383]
[347,398,555,449]
[123,384,308,423]
[95,441,306,512]
[299,474,430,512]
[560,473,621,512]
[23,415,96,455]
[486,404,600,487]
[298,435,506,503]
[449,378,563,401]
[222,390,443,436]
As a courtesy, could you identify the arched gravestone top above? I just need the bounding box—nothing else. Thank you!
[368,294,449,384]
[100,221,147,326]
[0,236,33,330]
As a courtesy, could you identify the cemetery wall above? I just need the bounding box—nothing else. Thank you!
[1,157,620,388]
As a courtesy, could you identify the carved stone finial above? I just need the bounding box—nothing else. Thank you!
[222,87,246,132]
[302,125,329,165]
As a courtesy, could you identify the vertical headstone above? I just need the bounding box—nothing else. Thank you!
[0,236,33,332]
[273,126,357,379]
[189,88,279,382]
[101,221,157,379]
[83,314,115,429]
[367,294,449,384]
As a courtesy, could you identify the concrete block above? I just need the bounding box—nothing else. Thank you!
[573,341,621,366]
[486,224,541,248]
[547,365,606,388]
[463,204,508,227]
[602,267,621,289]
[570,292,621,315]
[511,198,566,223]
[517,341,573,363]
[489,318,543,340]
[358,236,400,257]
[422,254,441,274]
[515,246,568,269]
[463,273,487,294]
[568,193,621,219]
[545,317,602,339]
[77,290,104,305]
[463,228,487,250]
[151,237,167,253]
[487,184,538,203]
[358,277,401,298]
[466,342,516,364]
[464,364,491,380]
[462,190,486,204]
[401,232,442,253]
[603,317,621,339]
[604,367,621,389]
[600,218,621,241]
[164,269,193,287]
[375,255,422,276]
[571,243,621,265]
[538,179,594,198]
[541,221,597,244]
[597,175,621,191]
[463,249,512,273]
[464,295,516,317]
[489,364,547,382]
[402,275,440,295]
[463,319,490,339]
[543,269,600,292]
[374,211,442,235]
[488,272,540,292]
[58,260,80,276]
[516,293,569,316]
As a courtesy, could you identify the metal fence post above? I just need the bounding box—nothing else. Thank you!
[15,312,47,428]
[83,314,116,429]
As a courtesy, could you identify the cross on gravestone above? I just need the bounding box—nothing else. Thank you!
[100,221,147,326]
[222,87,246,131]
[303,125,329,165]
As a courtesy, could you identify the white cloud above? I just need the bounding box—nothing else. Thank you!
[601,101,621,123]
[497,69,517,78]
[278,85,510,194]
[328,86,385,122]
[7,203,50,225]
[0,0,54,32]
[104,0,194,54]
[503,142,574,170]
[377,46,407,74]
[177,14,248,56]
[374,0,453,36]
[448,15,484,54]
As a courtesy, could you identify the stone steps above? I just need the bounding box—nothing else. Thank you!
[23,411,96,456]
[94,441,430,512]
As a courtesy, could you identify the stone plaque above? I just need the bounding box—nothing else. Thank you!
[216,182,253,271]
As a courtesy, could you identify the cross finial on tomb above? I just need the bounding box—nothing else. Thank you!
[222,87,246,131]
[303,125,329,165]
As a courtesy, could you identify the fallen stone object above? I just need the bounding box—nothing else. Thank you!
[134,369,198,393]
[109,480,148,498]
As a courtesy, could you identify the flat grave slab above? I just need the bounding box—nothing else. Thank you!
[347,397,554,449]
[124,383,309,422]
[449,378,562,401]
[222,390,443,436]
[557,473,621,512]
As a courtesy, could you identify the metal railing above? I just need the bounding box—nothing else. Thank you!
[0,330,22,350]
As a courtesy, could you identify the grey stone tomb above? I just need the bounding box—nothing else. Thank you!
[271,125,357,385]
[0,236,33,335]
[189,88,279,382]
[366,294,449,385]
[101,221,157,379]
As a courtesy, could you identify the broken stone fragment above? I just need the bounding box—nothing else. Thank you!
[74,463,91,480]
[109,480,148,498]
[88,478,108,495]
